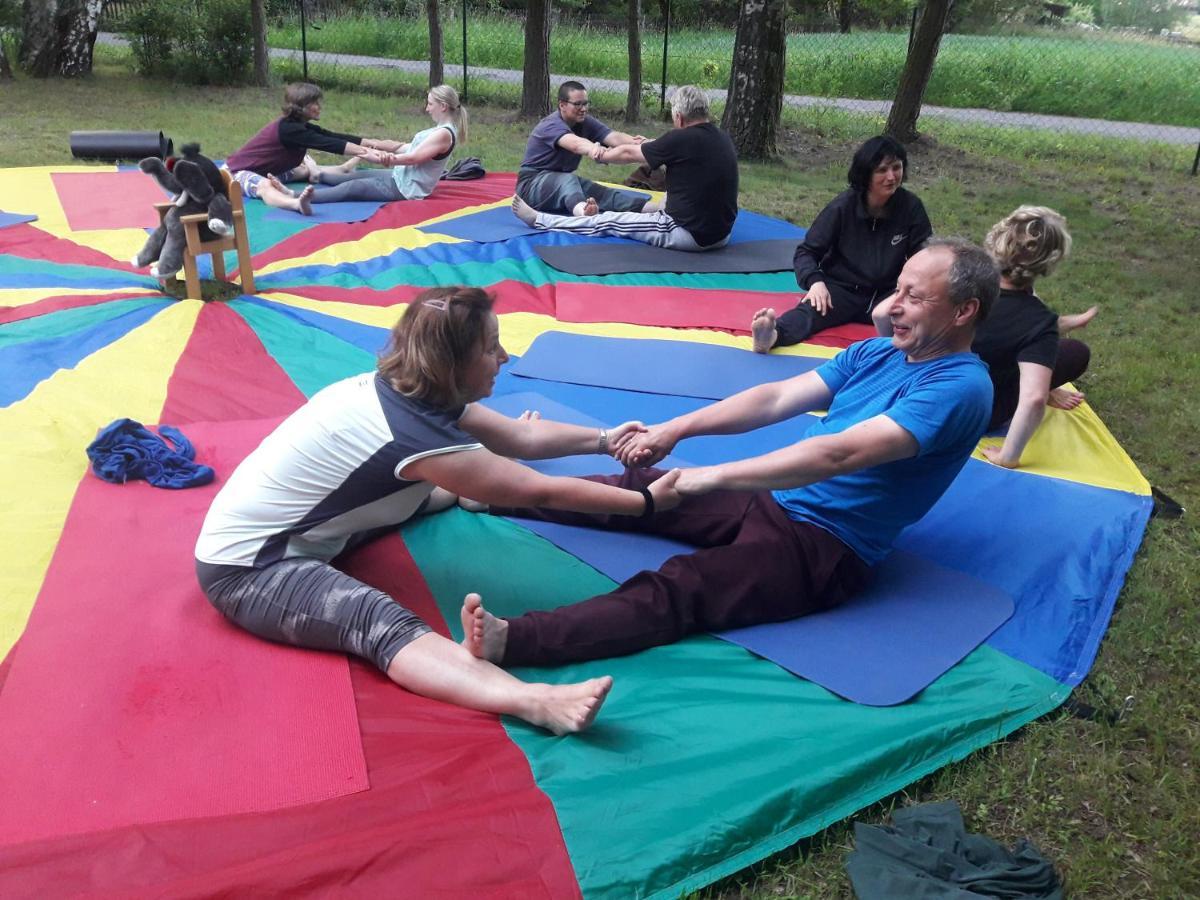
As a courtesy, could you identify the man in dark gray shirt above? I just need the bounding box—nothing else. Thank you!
[517,81,648,216]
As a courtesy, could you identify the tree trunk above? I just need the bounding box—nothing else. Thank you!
[250,0,269,87]
[838,0,853,33]
[885,0,952,142]
[625,0,642,123]
[427,0,443,87]
[520,0,552,118]
[0,35,13,80]
[19,0,101,77]
[721,0,787,160]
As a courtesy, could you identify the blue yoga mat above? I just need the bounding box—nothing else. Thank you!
[0,211,38,230]
[483,387,1014,705]
[508,515,1012,706]
[261,197,386,224]
[510,331,826,401]
[419,205,540,242]
[482,391,694,474]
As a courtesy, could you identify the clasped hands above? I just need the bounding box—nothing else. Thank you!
[589,135,648,164]
[606,423,717,506]
[357,147,398,166]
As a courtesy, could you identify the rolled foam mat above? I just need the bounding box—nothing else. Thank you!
[510,331,825,400]
[535,238,798,275]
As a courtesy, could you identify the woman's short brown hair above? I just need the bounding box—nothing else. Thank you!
[282,83,323,120]
[378,287,495,409]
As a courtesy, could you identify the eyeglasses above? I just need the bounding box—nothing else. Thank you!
[563,100,590,109]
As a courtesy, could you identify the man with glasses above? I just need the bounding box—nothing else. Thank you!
[517,81,649,217]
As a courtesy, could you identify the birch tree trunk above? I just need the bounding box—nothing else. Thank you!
[520,0,552,118]
[721,0,787,160]
[20,0,101,77]
[886,0,952,142]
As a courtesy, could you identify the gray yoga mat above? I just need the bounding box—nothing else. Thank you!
[535,238,798,275]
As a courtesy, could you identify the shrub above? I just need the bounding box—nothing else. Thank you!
[122,0,253,85]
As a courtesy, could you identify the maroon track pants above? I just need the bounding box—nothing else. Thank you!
[495,468,873,667]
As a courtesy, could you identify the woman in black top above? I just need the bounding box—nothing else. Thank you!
[752,135,932,352]
[875,205,1097,468]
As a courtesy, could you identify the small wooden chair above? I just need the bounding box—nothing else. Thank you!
[153,169,255,301]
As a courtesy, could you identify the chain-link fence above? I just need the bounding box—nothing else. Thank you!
[98,0,1200,153]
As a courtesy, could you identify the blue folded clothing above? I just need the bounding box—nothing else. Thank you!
[86,418,215,489]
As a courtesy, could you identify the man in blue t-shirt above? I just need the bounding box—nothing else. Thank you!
[512,85,739,252]
[461,239,1000,668]
[518,80,649,216]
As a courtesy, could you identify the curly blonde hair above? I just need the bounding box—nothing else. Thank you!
[984,205,1072,289]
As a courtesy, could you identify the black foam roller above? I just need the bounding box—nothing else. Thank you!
[69,130,174,161]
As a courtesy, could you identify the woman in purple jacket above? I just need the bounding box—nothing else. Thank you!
[224,83,388,215]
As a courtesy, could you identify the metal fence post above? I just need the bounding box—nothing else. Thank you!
[660,0,670,112]
[461,0,468,102]
[300,0,308,80]
[1192,139,1199,176]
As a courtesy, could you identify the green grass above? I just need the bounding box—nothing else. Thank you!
[3,64,1198,898]
[259,11,1200,126]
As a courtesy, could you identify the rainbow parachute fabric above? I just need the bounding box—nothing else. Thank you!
[0,166,1150,897]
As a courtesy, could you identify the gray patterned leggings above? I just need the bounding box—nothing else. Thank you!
[196,557,431,672]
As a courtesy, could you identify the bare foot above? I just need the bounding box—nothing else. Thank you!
[267,173,297,197]
[1058,306,1098,334]
[525,676,614,735]
[511,194,538,226]
[751,307,778,354]
[297,185,314,216]
[1048,387,1085,410]
[460,593,507,662]
[582,197,599,216]
[457,496,489,513]
[302,155,320,183]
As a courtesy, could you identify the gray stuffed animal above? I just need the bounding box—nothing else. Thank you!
[132,143,233,280]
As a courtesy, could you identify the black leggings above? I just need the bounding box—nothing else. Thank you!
[989,338,1091,430]
[773,282,878,347]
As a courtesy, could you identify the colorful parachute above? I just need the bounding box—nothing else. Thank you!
[0,166,1150,897]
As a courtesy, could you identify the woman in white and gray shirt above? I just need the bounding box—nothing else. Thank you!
[196,286,681,735]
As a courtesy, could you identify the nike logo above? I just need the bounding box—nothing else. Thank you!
[891,234,904,246]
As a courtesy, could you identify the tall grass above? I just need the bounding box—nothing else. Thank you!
[267,12,1200,126]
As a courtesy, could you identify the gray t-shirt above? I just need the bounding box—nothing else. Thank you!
[520,112,612,173]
